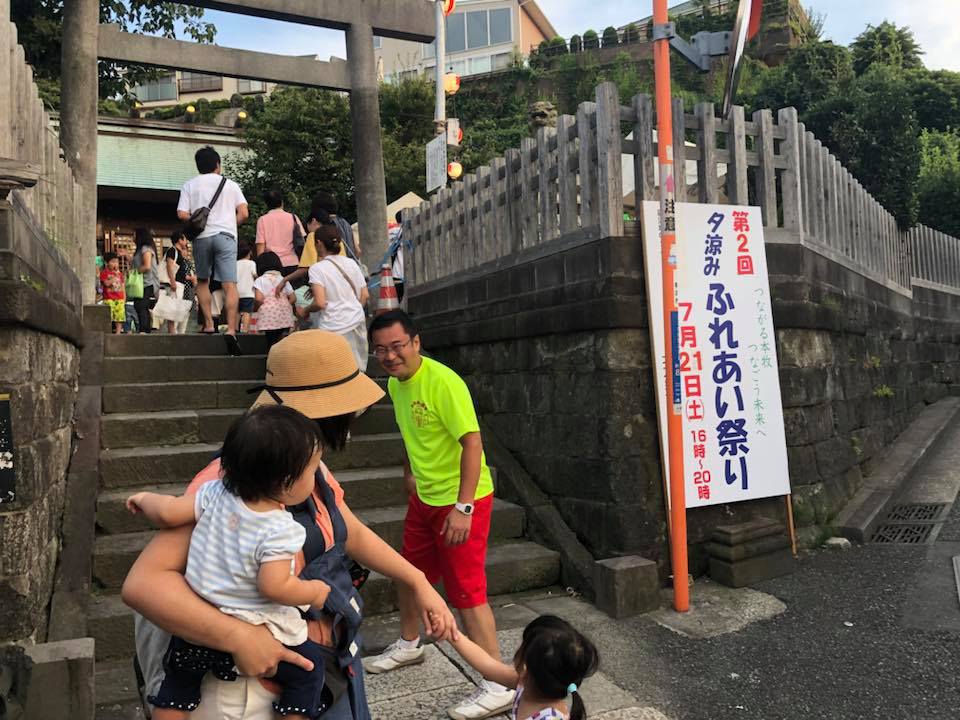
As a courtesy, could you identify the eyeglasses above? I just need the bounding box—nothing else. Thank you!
[372,339,413,359]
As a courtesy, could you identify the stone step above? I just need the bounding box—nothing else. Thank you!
[88,540,559,660]
[94,499,525,588]
[103,354,267,385]
[104,333,269,357]
[102,377,390,415]
[99,434,406,488]
[101,405,397,450]
[98,465,410,533]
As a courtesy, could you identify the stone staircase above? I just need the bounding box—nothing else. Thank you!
[90,334,560,718]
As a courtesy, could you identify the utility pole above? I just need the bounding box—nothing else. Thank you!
[433,0,448,137]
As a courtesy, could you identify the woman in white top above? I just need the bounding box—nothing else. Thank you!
[296,223,369,372]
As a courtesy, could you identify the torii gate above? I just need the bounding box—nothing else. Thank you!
[60,0,435,300]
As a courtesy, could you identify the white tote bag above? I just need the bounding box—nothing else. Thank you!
[153,283,192,323]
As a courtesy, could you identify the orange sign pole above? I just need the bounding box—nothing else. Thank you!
[652,0,689,612]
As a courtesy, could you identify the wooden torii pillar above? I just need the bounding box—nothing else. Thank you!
[59,0,435,289]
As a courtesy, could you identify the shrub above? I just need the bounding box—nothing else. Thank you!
[602,26,620,48]
[569,34,582,53]
[623,23,640,44]
[583,29,599,50]
[548,36,568,56]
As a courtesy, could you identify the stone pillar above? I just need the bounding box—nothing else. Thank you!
[59,0,98,304]
[345,21,389,266]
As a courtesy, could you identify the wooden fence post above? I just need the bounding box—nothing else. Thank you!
[778,107,803,237]
[537,126,559,242]
[595,82,624,237]
[520,136,539,246]
[556,114,578,234]
[575,101,597,228]
[504,149,522,252]
[672,97,687,201]
[752,109,776,228]
[696,101,718,204]
[633,94,656,205]
[726,105,749,205]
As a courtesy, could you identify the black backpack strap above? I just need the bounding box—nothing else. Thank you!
[207,176,228,210]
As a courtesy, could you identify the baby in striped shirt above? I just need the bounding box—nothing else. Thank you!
[126,405,333,720]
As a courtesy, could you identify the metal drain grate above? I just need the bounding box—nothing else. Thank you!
[872,523,935,544]
[886,503,950,522]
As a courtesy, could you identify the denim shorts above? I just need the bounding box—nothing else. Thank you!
[192,232,237,284]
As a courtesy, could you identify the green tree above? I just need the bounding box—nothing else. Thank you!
[907,69,960,133]
[12,0,215,104]
[850,21,923,75]
[804,64,920,228]
[746,41,854,117]
[232,87,355,232]
[601,26,619,48]
[583,29,599,50]
[917,129,960,237]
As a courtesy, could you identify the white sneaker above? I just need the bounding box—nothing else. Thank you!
[447,685,517,720]
[361,639,425,674]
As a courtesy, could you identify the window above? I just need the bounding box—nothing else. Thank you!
[467,11,489,49]
[237,79,267,94]
[489,8,512,45]
[131,73,177,102]
[469,55,491,74]
[423,40,436,59]
[446,13,466,53]
[398,69,419,82]
[373,36,382,49]
[179,72,222,93]
[492,52,513,70]
[447,59,467,76]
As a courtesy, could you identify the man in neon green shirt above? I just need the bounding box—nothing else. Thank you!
[363,310,514,720]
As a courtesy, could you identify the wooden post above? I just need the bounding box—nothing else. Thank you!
[778,107,803,237]
[633,94,656,204]
[726,105,749,205]
[695,101,718,204]
[520,136,539,246]
[753,109,776,228]
[813,140,827,244]
[476,166,491,265]
[0,19,12,160]
[576,101,598,229]
[595,82,624,237]
[492,157,507,258]
[556,114,578,234]
[671,97,687,201]
[537,126,559,242]
[504,148,522,253]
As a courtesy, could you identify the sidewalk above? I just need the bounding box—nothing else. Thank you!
[365,590,670,720]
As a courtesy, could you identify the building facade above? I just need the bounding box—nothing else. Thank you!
[131,71,275,109]
[374,0,556,82]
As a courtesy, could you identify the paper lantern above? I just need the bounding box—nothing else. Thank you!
[443,73,461,95]
[441,0,456,16]
[447,161,463,179]
[186,105,196,114]
[237,110,248,120]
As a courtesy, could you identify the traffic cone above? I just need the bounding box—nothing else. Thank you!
[377,263,400,315]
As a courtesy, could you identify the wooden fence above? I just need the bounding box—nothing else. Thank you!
[404,81,959,298]
[1,13,86,281]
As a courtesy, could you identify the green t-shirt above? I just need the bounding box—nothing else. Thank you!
[388,356,494,507]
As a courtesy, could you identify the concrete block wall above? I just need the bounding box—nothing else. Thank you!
[410,230,960,574]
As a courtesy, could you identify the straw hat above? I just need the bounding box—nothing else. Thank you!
[251,330,384,417]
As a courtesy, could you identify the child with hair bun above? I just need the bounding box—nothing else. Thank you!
[450,615,599,720]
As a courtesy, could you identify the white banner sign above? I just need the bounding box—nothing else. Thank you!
[641,201,790,508]
[426,134,447,193]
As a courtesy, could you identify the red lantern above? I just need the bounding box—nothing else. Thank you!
[447,161,463,180]
[442,0,456,16]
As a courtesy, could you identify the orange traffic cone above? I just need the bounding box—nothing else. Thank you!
[377,263,400,315]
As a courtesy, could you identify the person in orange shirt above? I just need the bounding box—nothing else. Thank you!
[99,252,126,334]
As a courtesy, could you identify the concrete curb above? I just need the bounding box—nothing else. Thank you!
[836,397,960,542]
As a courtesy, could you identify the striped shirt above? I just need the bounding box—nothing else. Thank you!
[185,480,306,614]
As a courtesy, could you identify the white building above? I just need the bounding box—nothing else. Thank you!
[374,0,557,83]
[131,71,275,109]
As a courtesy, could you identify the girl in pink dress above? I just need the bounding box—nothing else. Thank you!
[450,615,599,720]
[252,252,296,348]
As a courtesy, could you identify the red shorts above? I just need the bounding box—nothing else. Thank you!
[401,493,493,609]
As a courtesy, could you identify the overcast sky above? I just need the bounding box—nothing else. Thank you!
[202,0,960,71]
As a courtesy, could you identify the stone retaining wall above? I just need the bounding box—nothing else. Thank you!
[0,196,83,643]
[409,229,960,574]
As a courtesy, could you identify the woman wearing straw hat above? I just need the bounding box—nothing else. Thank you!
[123,330,458,720]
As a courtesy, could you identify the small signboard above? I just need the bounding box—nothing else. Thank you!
[426,133,448,194]
[0,393,14,505]
[642,201,790,508]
